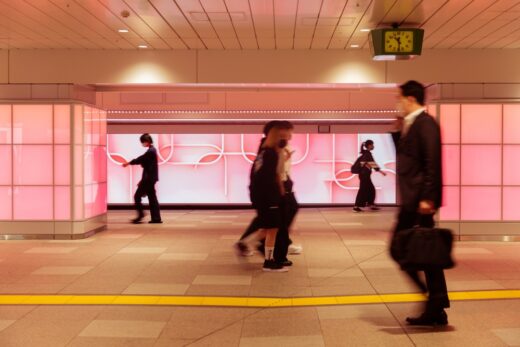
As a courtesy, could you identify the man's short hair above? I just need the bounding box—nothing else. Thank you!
[399,80,426,105]
[140,133,153,144]
[263,120,281,136]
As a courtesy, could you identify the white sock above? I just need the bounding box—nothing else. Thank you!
[265,246,274,261]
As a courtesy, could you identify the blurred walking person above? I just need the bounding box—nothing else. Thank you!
[123,133,162,224]
[352,140,387,212]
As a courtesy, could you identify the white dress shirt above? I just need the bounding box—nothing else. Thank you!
[402,107,426,136]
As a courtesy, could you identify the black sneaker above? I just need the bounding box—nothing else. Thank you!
[148,220,163,224]
[353,207,363,213]
[280,259,293,267]
[370,206,381,211]
[262,260,289,272]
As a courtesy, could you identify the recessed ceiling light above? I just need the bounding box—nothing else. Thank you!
[350,44,360,48]
[360,28,371,32]
[138,45,147,49]
[118,29,129,33]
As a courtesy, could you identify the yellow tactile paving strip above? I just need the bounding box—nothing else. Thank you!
[0,290,519,307]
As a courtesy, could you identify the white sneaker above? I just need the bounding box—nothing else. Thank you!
[288,244,303,255]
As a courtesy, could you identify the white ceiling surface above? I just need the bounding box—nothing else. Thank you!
[0,0,519,50]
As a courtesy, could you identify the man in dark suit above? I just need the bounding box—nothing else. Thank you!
[391,80,449,325]
[123,133,162,224]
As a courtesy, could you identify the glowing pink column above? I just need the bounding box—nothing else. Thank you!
[0,103,107,239]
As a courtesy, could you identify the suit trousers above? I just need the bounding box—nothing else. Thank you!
[134,180,162,222]
[393,209,450,313]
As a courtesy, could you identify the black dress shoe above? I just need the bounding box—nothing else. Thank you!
[148,220,163,224]
[406,310,448,326]
[131,218,144,224]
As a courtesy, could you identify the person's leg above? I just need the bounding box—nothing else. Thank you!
[146,183,162,222]
[239,216,261,241]
[274,196,290,263]
[392,209,427,292]
[133,183,146,223]
[420,214,450,315]
[354,178,365,208]
[367,178,376,206]
[286,192,300,252]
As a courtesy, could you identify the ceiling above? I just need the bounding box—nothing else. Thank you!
[0,0,519,50]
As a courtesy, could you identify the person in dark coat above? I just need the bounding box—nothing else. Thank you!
[353,139,387,212]
[391,80,449,326]
[123,133,162,224]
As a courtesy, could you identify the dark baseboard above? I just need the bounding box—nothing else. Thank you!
[108,204,399,210]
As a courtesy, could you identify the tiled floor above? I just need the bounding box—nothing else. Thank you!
[0,208,519,346]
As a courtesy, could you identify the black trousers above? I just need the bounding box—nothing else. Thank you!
[240,192,299,262]
[393,210,450,313]
[134,180,162,222]
[273,192,299,262]
[355,174,376,207]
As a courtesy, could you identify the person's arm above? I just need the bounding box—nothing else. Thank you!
[123,151,149,167]
[419,118,442,213]
[367,153,387,176]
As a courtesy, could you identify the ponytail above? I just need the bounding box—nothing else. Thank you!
[359,141,366,154]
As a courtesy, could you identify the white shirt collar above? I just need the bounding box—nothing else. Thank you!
[404,107,426,123]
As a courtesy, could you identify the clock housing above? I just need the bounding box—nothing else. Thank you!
[369,28,424,61]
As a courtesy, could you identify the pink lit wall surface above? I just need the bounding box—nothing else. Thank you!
[107,133,396,204]
[439,103,520,222]
[0,104,107,221]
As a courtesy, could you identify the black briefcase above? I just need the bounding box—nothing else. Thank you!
[390,227,456,271]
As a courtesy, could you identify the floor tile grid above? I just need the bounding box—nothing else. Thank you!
[317,208,416,345]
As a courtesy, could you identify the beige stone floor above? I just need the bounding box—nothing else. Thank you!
[0,208,519,346]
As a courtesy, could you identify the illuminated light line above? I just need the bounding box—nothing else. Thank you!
[107,118,397,124]
[106,110,398,114]
[0,290,519,307]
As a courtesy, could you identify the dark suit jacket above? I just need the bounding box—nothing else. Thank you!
[130,146,159,183]
[392,112,443,212]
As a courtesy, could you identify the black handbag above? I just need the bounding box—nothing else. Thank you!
[390,227,456,271]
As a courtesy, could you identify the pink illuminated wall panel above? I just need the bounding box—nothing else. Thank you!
[503,187,520,221]
[439,186,459,221]
[0,105,11,144]
[83,106,107,219]
[440,105,460,144]
[54,105,71,144]
[461,104,502,144]
[54,145,70,185]
[0,146,11,185]
[461,187,501,221]
[54,186,71,220]
[0,103,106,223]
[107,133,396,204]
[503,145,520,185]
[460,145,501,185]
[442,145,460,186]
[0,187,11,220]
[13,145,53,185]
[13,105,53,144]
[13,186,53,220]
[503,105,520,144]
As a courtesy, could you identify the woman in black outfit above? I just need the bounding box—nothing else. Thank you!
[353,140,386,212]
